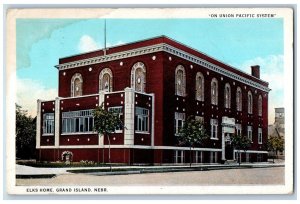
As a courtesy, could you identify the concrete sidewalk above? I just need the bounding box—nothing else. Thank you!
[16,159,285,177]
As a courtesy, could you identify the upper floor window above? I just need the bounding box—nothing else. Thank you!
[258,128,262,144]
[99,68,113,92]
[174,112,185,135]
[175,65,186,96]
[210,119,218,139]
[131,62,146,93]
[71,73,83,97]
[211,78,218,105]
[235,124,242,136]
[247,126,253,142]
[236,87,242,111]
[195,72,204,101]
[224,83,231,109]
[248,91,253,114]
[258,95,263,116]
[43,113,54,135]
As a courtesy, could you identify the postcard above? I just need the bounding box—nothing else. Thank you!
[5,7,294,195]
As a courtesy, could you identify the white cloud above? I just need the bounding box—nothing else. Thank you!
[16,78,57,117]
[78,35,100,53]
[236,55,284,124]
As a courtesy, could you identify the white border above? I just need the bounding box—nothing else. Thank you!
[5,7,294,196]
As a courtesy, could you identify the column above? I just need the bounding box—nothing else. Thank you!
[36,100,41,149]
[98,91,105,147]
[54,97,60,148]
[151,93,155,147]
[221,127,225,160]
[124,87,135,145]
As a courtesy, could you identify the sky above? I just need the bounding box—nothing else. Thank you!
[16,18,284,124]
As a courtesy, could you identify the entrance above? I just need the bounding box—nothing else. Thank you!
[225,133,233,160]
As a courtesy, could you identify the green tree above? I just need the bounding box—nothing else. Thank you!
[231,134,251,165]
[16,104,36,159]
[178,116,209,167]
[93,103,123,170]
[266,135,284,162]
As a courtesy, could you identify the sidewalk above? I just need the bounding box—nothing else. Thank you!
[16,159,285,178]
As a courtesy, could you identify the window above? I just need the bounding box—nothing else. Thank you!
[258,128,262,144]
[135,107,149,132]
[174,150,184,163]
[211,78,218,105]
[195,72,204,101]
[175,65,186,96]
[224,83,231,108]
[174,112,185,135]
[62,109,94,133]
[71,73,83,97]
[235,124,242,136]
[236,87,242,111]
[108,106,123,132]
[196,151,203,163]
[195,116,204,123]
[258,95,262,116]
[210,152,218,163]
[131,62,146,92]
[99,68,113,92]
[248,91,253,114]
[247,126,253,142]
[43,113,54,135]
[210,119,218,139]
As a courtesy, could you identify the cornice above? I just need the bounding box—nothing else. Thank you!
[55,43,270,92]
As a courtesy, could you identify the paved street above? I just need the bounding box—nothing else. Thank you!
[16,166,284,186]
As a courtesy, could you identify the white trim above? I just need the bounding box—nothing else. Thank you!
[42,133,54,136]
[234,150,268,154]
[61,93,99,100]
[61,132,97,136]
[54,97,60,147]
[151,93,155,147]
[135,131,150,135]
[36,100,41,148]
[38,144,222,152]
[124,87,135,145]
[56,43,270,92]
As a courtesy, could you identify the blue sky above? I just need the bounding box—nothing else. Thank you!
[16,18,284,123]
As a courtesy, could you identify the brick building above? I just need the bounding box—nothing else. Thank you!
[36,36,270,164]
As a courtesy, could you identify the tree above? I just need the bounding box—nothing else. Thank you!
[266,135,284,162]
[231,134,251,165]
[93,103,123,171]
[16,104,36,159]
[178,116,209,167]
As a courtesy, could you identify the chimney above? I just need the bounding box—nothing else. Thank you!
[251,65,260,78]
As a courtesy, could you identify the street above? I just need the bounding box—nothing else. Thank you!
[16,166,284,186]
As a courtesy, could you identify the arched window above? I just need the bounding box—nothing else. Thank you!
[99,68,113,92]
[175,65,186,96]
[131,62,146,92]
[71,73,83,97]
[236,87,242,111]
[224,83,231,109]
[195,72,204,101]
[248,91,253,114]
[258,95,263,116]
[211,78,218,105]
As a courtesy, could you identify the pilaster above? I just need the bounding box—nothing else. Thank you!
[54,97,60,147]
[124,87,135,145]
[36,100,41,148]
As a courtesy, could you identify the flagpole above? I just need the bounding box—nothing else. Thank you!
[104,19,106,56]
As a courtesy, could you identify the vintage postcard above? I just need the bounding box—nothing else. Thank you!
[5,7,294,195]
